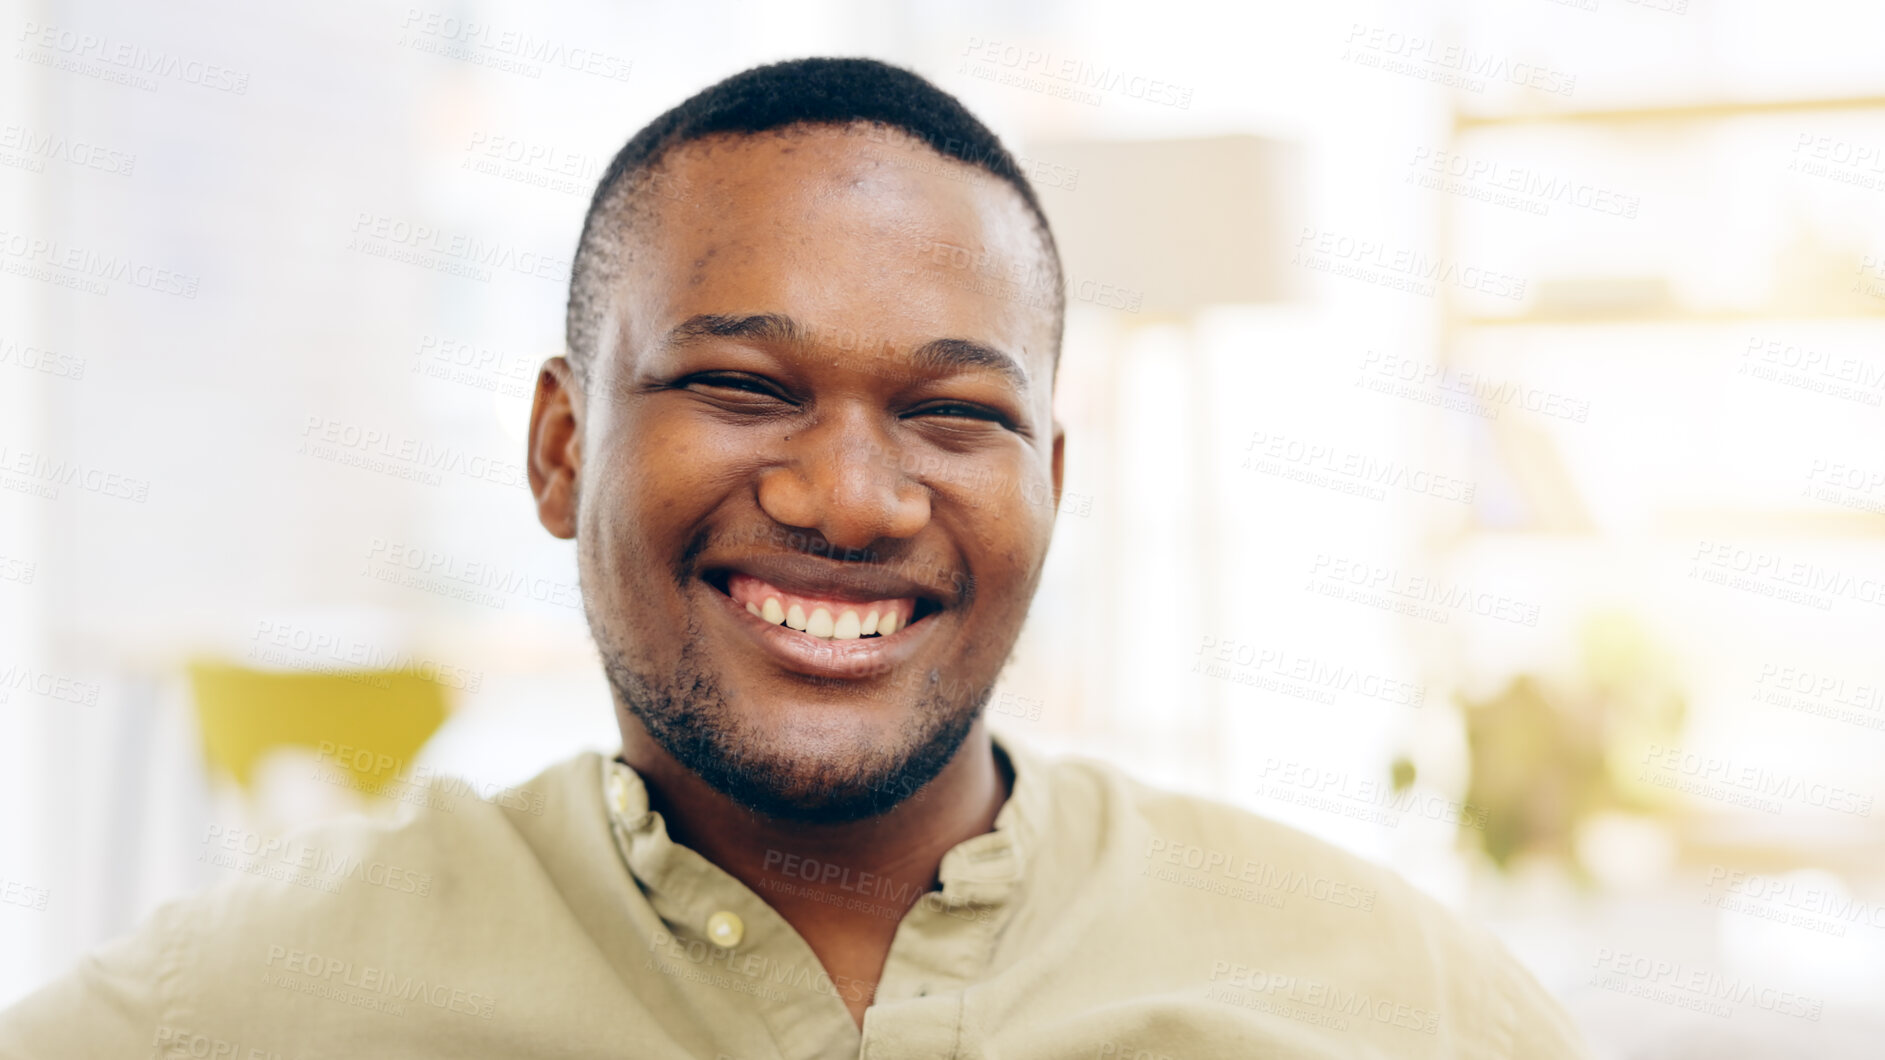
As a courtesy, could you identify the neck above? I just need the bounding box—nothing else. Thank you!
[617,716,1013,1028]
[620,718,1012,896]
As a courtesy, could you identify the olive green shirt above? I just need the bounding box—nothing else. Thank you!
[0,735,1589,1058]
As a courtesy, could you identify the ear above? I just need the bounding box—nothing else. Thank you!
[527,357,583,539]
[1050,420,1065,513]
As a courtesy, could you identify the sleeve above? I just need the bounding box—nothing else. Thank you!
[0,901,181,1060]
[1456,917,1594,1060]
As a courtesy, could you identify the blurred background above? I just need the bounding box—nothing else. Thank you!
[4,0,1884,1053]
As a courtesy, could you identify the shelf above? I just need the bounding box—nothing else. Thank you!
[1460,309,1885,328]
[1456,94,1885,130]
[1454,512,1885,541]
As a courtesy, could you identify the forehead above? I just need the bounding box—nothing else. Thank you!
[608,126,1058,380]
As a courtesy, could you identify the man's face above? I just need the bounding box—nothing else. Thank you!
[530,125,1064,822]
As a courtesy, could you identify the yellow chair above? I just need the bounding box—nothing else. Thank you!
[187,659,449,797]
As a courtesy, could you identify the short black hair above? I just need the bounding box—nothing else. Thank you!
[565,56,1064,384]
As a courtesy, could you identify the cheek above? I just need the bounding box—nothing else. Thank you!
[583,426,701,572]
[603,409,712,503]
[953,488,1055,608]
[1001,459,1060,544]
[587,410,766,567]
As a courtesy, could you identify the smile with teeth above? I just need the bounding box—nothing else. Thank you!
[725,572,917,640]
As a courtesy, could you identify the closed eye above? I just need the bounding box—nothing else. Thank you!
[676,372,797,406]
[908,402,1011,425]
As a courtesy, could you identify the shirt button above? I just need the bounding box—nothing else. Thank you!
[706,910,744,949]
[606,771,630,816]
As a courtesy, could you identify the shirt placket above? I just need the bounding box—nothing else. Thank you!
[857,828,1024,1058]
[600,738,1042,1060]
[603,761,862,1060]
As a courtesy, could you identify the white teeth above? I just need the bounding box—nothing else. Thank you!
[749,591,910,639]
[833,610,861,639]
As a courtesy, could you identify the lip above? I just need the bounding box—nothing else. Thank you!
[705,552,953,609]
[704,575,943,680]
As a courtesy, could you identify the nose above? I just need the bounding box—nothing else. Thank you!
[755,410,931,550]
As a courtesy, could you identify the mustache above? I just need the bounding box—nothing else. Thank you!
[683,522,886,565]
[675,523,973,608]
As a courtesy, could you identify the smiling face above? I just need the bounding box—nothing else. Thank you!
[529,124,1064,822]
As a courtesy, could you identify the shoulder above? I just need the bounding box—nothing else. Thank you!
[1026,746,1404,904]
[1021,747,1590,1058]
[186,750,603,930]
[0,752,606,1053]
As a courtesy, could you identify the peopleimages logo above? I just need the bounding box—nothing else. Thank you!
[1142,838,1379,911]
[1406,147,1638,219]
[1193,635,1426,708]
[347,213,569,284]
[1306,552,1541,628]
[1688,538,1885,612]
[312,740,547,816]
[0,442,151,503]
[1639,743,1873,817]
[200,823,434,897]
[1749,660,1885,733]
[0,876,51,912]
[299,415,528,491]
[0,336,88,380]
[1242,429,1476,504]
[151,1025,285,1060]
[1703,865,1885,934]
[395,8,634,83]
[363,536,582,612]
[958,37,1193,109]
[1207,960,1441,1035]
[1292,227,1526,301]
[261,945,497,1019]
[0,553,37,585]
[1258,758,1489,830]
[0,122,136,176]
[0,663,101,707]
[248,620,485,694]
[14,20,251,94]
[460,131,606,197]
[1740,335,1885,407]
[1340,23,1576,97]
[1588,949,1821,1022]
[0,229,200,298]
[1356,350,1591,423]
[759,849,990,924]
[1788,131,1885,193]
[411,333,537,399]
[645,929,871,1006]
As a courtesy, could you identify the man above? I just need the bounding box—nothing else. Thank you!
[0,58,1590,1057]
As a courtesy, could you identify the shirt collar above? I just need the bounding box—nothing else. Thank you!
[602,730,1049,904]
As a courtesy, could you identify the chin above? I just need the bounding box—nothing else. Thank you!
[603,632,982,823]
[709,694,974,821]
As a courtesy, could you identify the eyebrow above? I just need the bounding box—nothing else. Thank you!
[661,313,1032,394]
